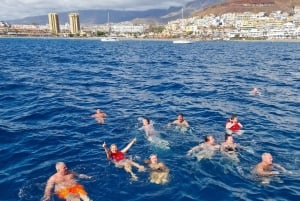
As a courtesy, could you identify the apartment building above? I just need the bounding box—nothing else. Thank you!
[48,13,60,34]
[69,13,80,34]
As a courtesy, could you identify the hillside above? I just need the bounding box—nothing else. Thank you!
[7,0,225,25]
[193,0,300,17]
[8,0,299,25]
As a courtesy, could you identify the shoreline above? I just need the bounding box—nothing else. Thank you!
[1,35,299,43]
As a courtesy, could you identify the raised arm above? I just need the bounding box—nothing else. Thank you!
[102,142,112,160]
[121,138,137,153]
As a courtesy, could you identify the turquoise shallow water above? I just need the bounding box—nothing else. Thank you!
[0,38,299,201]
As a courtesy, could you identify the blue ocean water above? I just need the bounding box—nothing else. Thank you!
[0,38,299,201]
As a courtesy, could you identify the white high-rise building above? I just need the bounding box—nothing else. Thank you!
[48,13,60,34]
[69,13,80,34]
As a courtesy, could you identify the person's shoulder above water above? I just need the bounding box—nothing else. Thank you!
[169,113,189,127]
[220,134,239,152]
[41,162,92,201]
[187,135,219,156]
[144,154,169,184]
[140,117,158,136]
[254,152,287,176]
[225,114,243,135]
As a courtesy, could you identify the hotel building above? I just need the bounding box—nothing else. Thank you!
[48,13,60,34]
[69,13,80,34]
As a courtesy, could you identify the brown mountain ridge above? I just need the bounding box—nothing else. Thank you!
[193,0,300,17]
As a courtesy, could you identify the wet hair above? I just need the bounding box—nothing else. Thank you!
[150,154,157,159]
[262,152,271,160]
[230,114,238,120]
[56,162,65,170]
[204,135,211,142]
[110,144,117,149]
[178,113,184,117]
[224,134,232,141]
[143,117,150,124]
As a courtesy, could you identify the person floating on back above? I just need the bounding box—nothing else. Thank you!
[139,117,170,149]
[102,138,145,181]
[225,114,243,135]
[92,109,107,124]
[41,162,92,201]
[139,117,158,137]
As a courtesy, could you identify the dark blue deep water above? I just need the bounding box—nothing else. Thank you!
[0,38,299,201]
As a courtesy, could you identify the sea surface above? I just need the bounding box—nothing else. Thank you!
[0,38,299,201]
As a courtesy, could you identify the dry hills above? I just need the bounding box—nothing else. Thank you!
[193,0,300,17]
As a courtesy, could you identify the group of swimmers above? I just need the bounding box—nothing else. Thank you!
[41,104,287,201]
[188,114,287,172]
[185,115,242,162]
[41,110,171,201]
[138,112,287,181]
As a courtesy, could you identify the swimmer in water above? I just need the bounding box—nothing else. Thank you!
[92,109,107,124]
[220,134,240,162]
[102,138,145,181]
[250,87,261,95]
[139,117,170,149]
[187,135,220,160]
[41,162,92,201]
[169,113,189,127]
[144,154,169,184]
[225,114,243,135]
[139,117,158,137]
[254,153,287,176]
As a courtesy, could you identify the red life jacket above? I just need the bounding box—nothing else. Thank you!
[111,151,125,162]
[227,119,241,132]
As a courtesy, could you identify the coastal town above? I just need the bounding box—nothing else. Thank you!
[1,5,300,40]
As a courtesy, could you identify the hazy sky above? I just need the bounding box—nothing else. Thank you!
[1,0,193,20]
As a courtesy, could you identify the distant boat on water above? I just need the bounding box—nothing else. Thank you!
[101,37,119,42]
[101,11,119,42]
[173,39,192,44]
[173,8,192,44]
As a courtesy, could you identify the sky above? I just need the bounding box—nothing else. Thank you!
[1,0,193,20]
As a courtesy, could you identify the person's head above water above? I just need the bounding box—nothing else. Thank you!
[204,135,215,144]
[142,117,150,126]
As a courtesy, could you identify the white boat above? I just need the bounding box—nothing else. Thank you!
[173,39,192,44]
[101,11,119,42]
[173,8,192,44]
[101,37,119,42]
